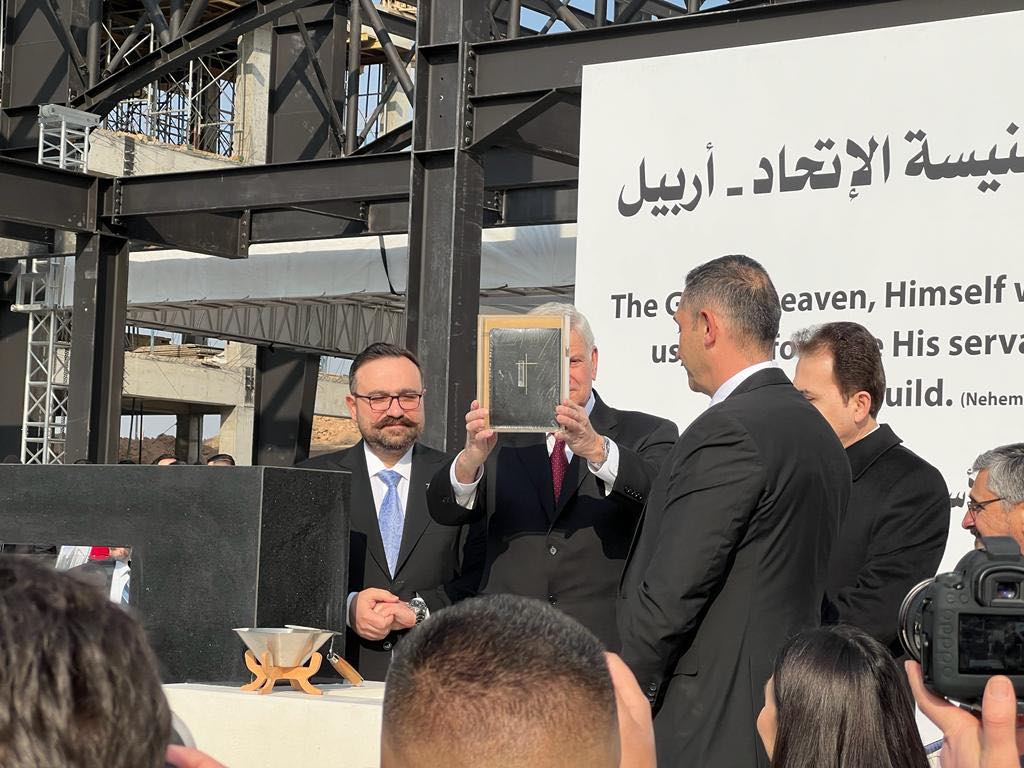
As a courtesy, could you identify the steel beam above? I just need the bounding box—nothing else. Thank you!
[253,346,318,466]
[0,310,29,459]
[0,157,97,231]
[0,221,55,244]
[74,0,320,116]
[109,152,411,216]
[472,0,1024,100]
[112,211,250,258]
[127,298,405,357]
[405,0,489,452]
[66,233,129,463]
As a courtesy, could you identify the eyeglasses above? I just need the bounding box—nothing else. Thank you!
[352,391,425,413]
[967,496,1004,515]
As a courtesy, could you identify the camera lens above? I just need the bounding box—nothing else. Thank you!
[899,579,933,661]
[996,581,1019,600]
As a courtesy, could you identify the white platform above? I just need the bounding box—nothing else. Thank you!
[164,682,385,768]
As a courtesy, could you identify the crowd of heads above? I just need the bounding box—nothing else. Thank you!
[150,453,237,466]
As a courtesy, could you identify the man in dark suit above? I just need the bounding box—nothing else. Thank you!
[427,303,677,651]
[618,255,851,768]
[300,343,477,681]
[793,321,949,655]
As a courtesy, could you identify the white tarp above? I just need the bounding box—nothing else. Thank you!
[116,224,576,304]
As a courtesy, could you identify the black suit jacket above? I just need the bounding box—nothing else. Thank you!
[618,368,851,768]
[823,424,949,655]
[299,442,478,681]
[427,392,677,650]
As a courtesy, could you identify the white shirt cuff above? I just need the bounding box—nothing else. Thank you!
[450,451,483,507]
[588,437,620,494]
[346,591,357,627]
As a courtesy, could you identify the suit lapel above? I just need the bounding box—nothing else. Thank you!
[341,443,390,579]
[556,391,618,514]
[509,434,557,521]
[393,444,433,577]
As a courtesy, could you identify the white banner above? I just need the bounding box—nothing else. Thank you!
[577,11,1024,583]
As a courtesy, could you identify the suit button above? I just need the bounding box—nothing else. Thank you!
[549,545,558,556]
[383,641,394,651]
[548,595,557,605]
[646,683,657,692]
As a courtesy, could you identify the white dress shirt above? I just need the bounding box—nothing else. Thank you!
[709,360,779,407]
[347,443,415,626]
[450,391,620,507]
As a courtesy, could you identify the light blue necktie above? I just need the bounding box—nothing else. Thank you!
[378,469,404,576]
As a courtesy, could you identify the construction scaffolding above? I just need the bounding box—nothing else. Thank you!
[13,260,72,464]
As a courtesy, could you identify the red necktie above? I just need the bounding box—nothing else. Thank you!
[551,438,568,500]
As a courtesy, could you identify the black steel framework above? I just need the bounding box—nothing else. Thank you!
[2,0,1021,456]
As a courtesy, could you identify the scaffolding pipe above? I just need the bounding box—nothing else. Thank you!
[86,0,102,87]
[102,16,147,75]
[293,12,346,153]
[357,44,416,144]
[540,0,587,31]
[357,0,414,99]
[171,0,185,37]
[177,0,209,37]
[140,0,172,45]
[345,0,362,154]
[508,0,521,37]
[613,0,646,23]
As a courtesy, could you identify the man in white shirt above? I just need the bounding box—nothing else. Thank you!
[300,343,480,681]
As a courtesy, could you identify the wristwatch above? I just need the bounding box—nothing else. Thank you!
[591,435,611,470]
[408,596,428,625]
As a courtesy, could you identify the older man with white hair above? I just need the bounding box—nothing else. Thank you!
[427,303,678,650]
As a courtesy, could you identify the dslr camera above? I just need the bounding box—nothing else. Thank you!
[899,536,1024,709]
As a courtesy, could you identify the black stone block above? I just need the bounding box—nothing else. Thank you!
[0,465,350,683]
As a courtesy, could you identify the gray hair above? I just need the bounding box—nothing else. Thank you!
[681,254,781,353]
[528,302,596,351]
[972,443,1024,505]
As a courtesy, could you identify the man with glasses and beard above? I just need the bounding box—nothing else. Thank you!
[299,343,481,680]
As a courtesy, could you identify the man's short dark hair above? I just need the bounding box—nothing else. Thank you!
[382,594,619,768]
[349,342,421,393]
[0,556,171,767]
[682,254,781,353]
[793,321,886,418]
[206,453,235,466]
[151,453,179,465]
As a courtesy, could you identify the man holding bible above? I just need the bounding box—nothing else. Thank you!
[427,303,677,650]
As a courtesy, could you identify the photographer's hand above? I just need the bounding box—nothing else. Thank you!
[906,660,1024,768]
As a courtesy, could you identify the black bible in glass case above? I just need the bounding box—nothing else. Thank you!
[477,314,570,432]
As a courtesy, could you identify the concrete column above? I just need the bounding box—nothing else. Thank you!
[217,341,256,465]
[218,404,255,465]
[175,411,203,463]
[233,26,273,164]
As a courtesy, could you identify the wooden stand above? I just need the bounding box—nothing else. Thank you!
[241,650,324,695]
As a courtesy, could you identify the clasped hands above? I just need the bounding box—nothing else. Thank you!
[350,588,417,641]
[454,398,606,483]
